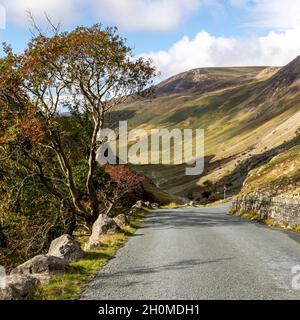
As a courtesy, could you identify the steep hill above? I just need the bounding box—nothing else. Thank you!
[239,143,300,199]
[117,57,300,202]
[231,141,300,228]
[155,67,266,95]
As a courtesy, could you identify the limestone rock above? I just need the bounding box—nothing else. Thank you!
[151,203,159,209]
[143,201,151,209]
[84,239,101,251]
[232,195,300,226]
[48,234,84,262]
[134,200,144,209]
[85,214,120,251]
[114,214,129,229]
[11,255,68,276]
[0,275,39,300]
[92,214,120,236]
[129,200,151,215]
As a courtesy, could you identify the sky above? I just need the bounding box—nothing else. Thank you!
[0,0,300,80]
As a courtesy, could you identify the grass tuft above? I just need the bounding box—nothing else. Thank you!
[230,210,300,233]
[33,211,146,300]
[203,198,232,207]
[160,202,186,209]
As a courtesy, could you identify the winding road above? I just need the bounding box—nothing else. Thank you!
[81,204,300,300]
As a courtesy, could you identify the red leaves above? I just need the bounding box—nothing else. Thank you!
[20,121,45,143]
[104,164,142,193]
[19,109,46,143]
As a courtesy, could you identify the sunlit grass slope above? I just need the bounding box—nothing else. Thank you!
[117,60,300,200]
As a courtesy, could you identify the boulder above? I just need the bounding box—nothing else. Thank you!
[144,201,151,209]
[11,255,68,276]
[134,200,144,209]
[151,203,159,209]
[135,200,153,209]
[0,275,39,300]
[128,206,138,216]
[48,234,84,262]
[92,214,120,236]
[85,214,121,251]
[129,200,150,215]
[113,214,129,229]
[84,239,101,251]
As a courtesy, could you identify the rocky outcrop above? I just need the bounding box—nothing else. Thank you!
[113,214,129,229]
[134,200,147,209]
[11,255,68,277]
[48,234,84,262]
[1,234,85,300]
[0,275,40,300]
[129,200,155,215]
[151,203,159,209]
[85,214,121,250]
[232,195,300,226]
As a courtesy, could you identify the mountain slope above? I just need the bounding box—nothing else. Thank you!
[231,140,300,228]
[118,57,300,202]
[239,143,300,199]
[155,67,267,95]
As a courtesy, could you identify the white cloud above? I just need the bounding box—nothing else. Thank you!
[250,0,300,30]
[1,0,211,31]
[142,28,300,79]
[92,0,207,31]
[230,0,300,30]
[3,0,300,80]
[228,0,248,7]
[3,0,81,27]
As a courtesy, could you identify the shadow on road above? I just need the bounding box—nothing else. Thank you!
[98,257,234,279]
[141,208,245,230]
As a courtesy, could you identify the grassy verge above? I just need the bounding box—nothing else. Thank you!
[229,210,300,233]
[160,202,186,209]
[161,198,231,209]
[33,210,147,300]
[142,180,184,206]
[202,198,232,207]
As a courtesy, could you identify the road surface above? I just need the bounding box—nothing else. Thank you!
[81,204,300,300]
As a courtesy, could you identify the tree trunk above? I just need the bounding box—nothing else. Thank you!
[105,202,114,217]
[86,116,103,219]
[0,226,7,248]
[65,211,77,235]
[85,211,100,231]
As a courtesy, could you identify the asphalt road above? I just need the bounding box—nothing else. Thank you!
[81,204,300,300]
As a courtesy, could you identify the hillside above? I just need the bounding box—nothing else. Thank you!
[118,57,300,202]
[238,143,300,199]
[231,142,300,228]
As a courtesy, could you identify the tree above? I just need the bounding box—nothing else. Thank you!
[102,165,143,216]
[0,226,6,248]
[0,24,156,232]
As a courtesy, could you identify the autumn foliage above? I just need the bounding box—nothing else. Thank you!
[104,165,142,203]
[0,23,156,268]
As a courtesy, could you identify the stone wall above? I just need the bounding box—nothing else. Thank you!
[232,194,300,226]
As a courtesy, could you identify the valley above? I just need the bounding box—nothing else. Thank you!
[119,58,300,206]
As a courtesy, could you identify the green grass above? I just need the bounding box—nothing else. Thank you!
[240,144,300,196]
[33,211,147,300]
[160,202,186,209]
[230,210,300,233]
[204,198,232,207]
[117,64,300,200]
[141,179,184,205]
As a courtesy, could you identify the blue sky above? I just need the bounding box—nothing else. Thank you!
[1,0,300,79]
[127,2,257,53]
